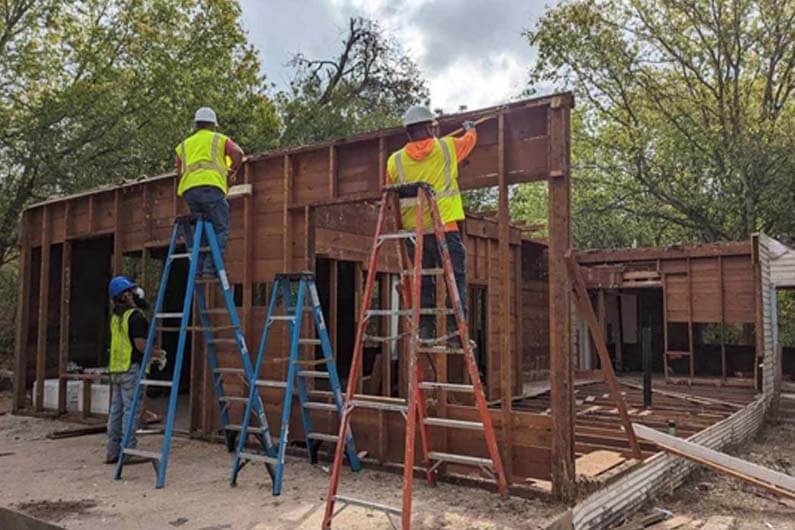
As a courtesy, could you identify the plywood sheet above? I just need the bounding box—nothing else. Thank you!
[575,449,626,478]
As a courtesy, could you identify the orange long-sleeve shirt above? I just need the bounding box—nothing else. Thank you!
[386,129,477,231]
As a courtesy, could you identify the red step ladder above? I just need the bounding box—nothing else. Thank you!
[322,183,509,529]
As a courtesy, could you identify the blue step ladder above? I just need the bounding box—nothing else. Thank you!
[230,272,361,495]
[113,214,276,488]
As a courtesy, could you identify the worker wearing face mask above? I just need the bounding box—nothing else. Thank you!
[105,276,165,464]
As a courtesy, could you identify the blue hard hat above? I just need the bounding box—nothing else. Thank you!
[108,276,136,299]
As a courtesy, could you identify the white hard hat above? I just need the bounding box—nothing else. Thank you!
[194,107,218,125]
[403,105,435,127]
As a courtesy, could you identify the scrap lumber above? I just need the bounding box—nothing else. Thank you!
[633,423,795,500]
[575,450,625,478]
[620,381,744,410]
[46,425,106,439]
[564,251,643,459]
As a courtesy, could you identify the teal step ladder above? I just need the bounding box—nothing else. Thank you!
[230,272,361,495]
[113,214,276,488]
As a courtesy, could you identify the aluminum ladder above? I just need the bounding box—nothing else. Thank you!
[322,183,509,530]
[113,214,276,488]
[230,272,361,495]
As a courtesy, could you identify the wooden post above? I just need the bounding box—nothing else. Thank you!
[283,154,292,272]
[687,257,694,384]
[565,252,643,459]
[496,112,514,481]
[13,218,32,413]
[58,240,72,414]
[112,190,122,275]
[35,207,51,412]
[329,145,337,198]
[719,256,726,381]
[597,290,607,370]
[662,275,670,381]
[547,96,575,501]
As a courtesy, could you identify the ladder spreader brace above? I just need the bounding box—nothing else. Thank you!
[322,183,509,530]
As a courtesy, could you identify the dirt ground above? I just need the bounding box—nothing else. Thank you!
[0,401,562,529]
[620,417,795,530]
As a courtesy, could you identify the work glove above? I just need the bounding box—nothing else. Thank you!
[462,120,476,130]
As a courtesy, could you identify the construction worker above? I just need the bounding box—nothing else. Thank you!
[175,107,244,275]
[105,276,163,464]
[386,105,477,344]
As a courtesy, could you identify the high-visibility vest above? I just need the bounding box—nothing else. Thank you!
[386,137,465,230]
[175,129,230,196]
[109,308,142,373]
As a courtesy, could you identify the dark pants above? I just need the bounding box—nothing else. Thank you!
[405,231,467,340]
[182,186,229,274]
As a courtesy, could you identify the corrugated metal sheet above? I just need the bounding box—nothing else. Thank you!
[570,397,766,529]
[769,237,795,288]
[759,235,775,402]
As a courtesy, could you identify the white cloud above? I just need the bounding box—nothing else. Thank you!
[239,0,551,111]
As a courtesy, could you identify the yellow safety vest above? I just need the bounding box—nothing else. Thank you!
[386,137,465,230]
[109,308,142,373]
[175,129,230,196]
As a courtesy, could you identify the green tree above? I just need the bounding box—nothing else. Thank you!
[0,0,280,265]
[525,0,795,247]
[277,17,429,146]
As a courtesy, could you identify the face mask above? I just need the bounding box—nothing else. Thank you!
[133,290,150,311]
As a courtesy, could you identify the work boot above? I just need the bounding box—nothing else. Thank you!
[104,454,118,465]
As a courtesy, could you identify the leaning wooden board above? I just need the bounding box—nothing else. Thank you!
[633,423,795,499]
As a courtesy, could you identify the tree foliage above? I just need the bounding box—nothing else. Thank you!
[277,17,429,146]
[0,0,280,265]
[525,0,795,248]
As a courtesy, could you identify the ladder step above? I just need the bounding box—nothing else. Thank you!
[295,358,328,366]
[307,432,339,443]
[362,333,409,343]
[400,268,444,276]
[207,338,238,344]
[214,367,246,375]
[378,231,415,241]
[156,312,184,319]
[424,417,484,430]
[334,495,402,516]
[255,379,287,388]
[219,396,248,403]
[303,402,338,411]
[139,379,173,388]
[418,347,465,355]
[122,448,161,461]
[349,399,408,413]
[239,452,278,465]
[269,315,296,321]
[298,338,321,345]
[195,277,220,284]
[192,324,237,332]
[418,382,474,393]
[365,309,412,317]
[224,424,268,434]
[168,252,192,260]
[298,370,329,379]
[428,451,492,467]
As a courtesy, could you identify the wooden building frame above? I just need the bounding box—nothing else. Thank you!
[13,93,578,499]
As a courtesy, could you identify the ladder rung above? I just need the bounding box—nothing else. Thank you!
[295,358,327,366]
[349,399,408,413]
[298,338,321,345]
[156,312,184,319]
[239,452,278,465]
[365,309,412,317]
[378,231,416,241]
[202,308,229,315]
[224,424,268,434]
[298,370,329,379]
[208,338,238,344]
[303,402,338,411]
[363,333,409,343]
[399,268,444,276]
[214,367,246,375]
[139,379,173,387]
[418,347,465,355]
[255,379,287,388]
[427,451,492,467]
[219,396,248,403]
[168,252,192,260]
[418,382,474,393]
[195,277,220,284]
[269,315,296,321]
[122,448,161,461]
[334,495,402,516]
[420,308,455,315]
[307,432,338,443]
[424,417,484,430]
[191,324,237,332]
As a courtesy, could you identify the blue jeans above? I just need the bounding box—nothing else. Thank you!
[405,231,468,339]
[106,364,140,460]
[183,185,229,275]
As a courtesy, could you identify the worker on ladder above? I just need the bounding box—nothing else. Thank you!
[105,276,164,464]
[386,105,477,345]
[175,107,244,275]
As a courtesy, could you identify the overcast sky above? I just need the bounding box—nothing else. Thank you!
[239,0,554,113]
